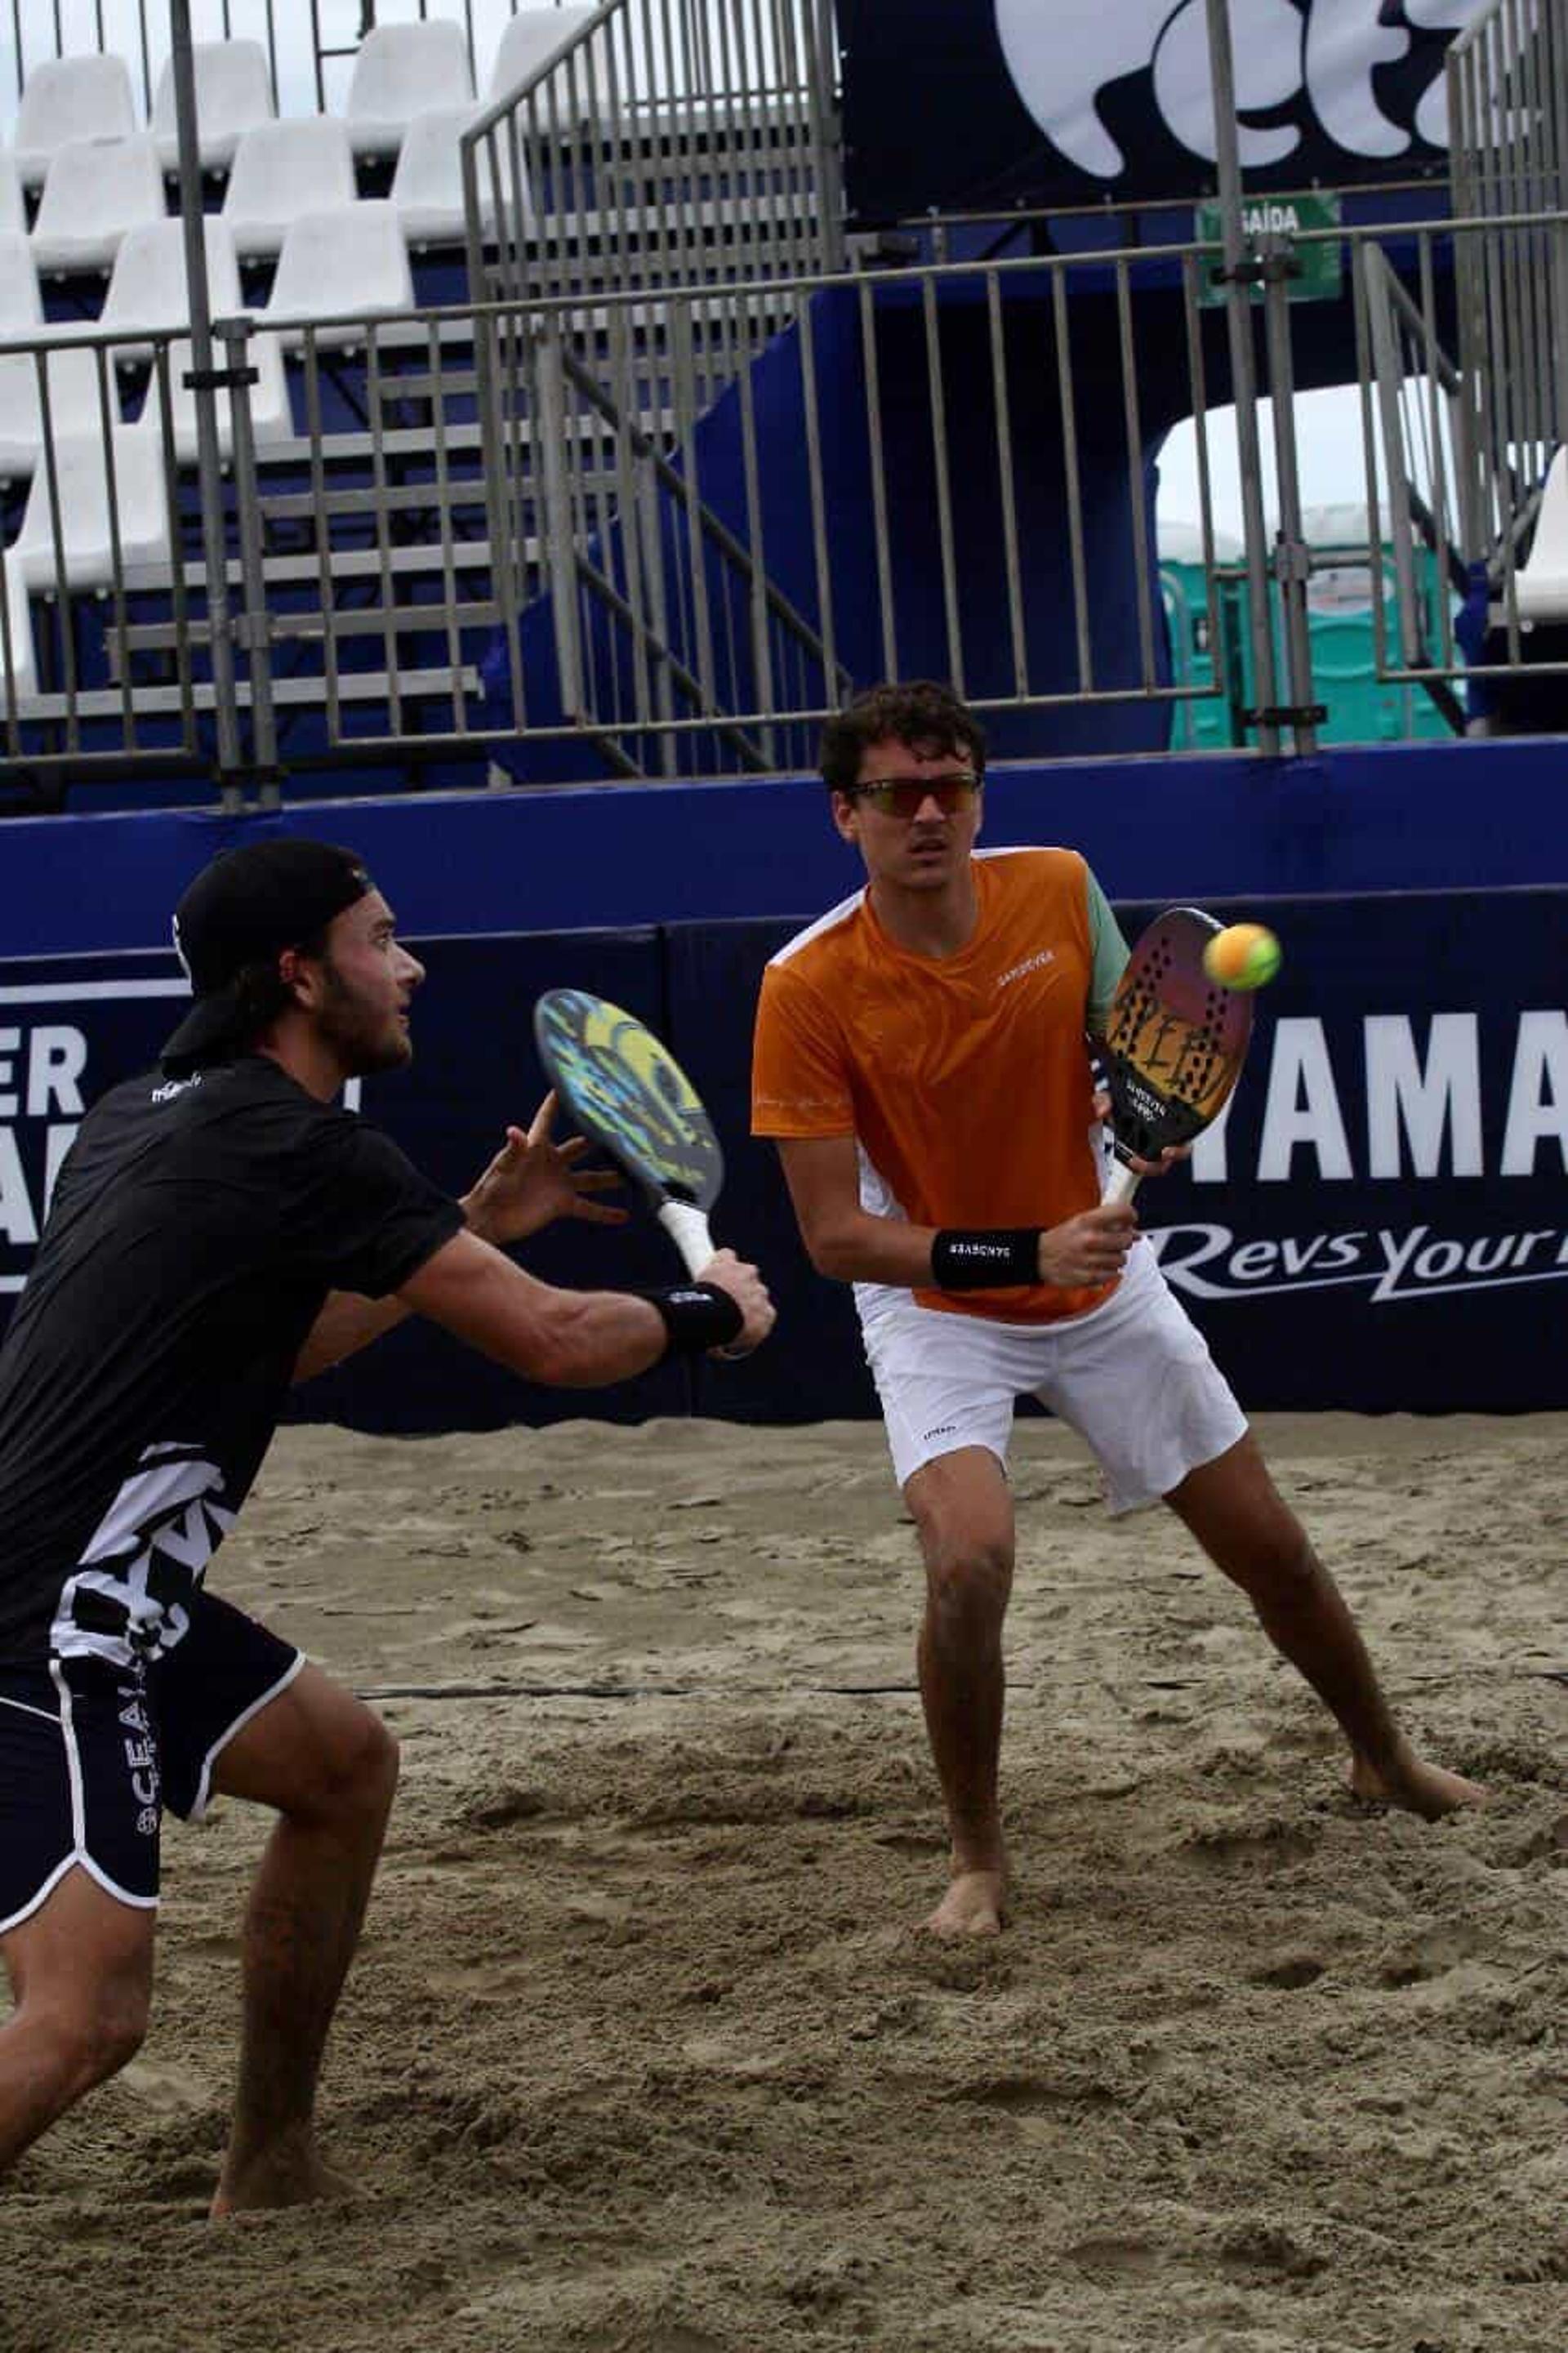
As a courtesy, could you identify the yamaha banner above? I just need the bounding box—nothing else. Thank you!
[1112,888,1568,1413]
[838,1,1481,222]
[1,886,1564,1423]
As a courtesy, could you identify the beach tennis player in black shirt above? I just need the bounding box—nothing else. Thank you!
[0,838,772,2210]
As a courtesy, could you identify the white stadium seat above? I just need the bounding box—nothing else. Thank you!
[135,323,293,466]
[221,117,357,260]
[390,107,526,247]
[1511,448,1568,622]
[92,221,293,458]
[0,230,47,476]
[100,216,243,354]
[4,422,170,715]
[150,39,276,173]
[486,6,599,102]
[265,202,415,350]
[0,236,116,478]
[1,563,38,707]
[11,426,172,594]
[0,225,41,330]
[30,134,167,274]
[344,20,475,159]
[13,54,140,188]
[0,150,25,236]
[0,341,112,478]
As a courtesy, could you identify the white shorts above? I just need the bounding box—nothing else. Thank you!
[861,1237,1248,1512]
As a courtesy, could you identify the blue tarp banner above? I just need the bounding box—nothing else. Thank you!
[839,2,1472,221]
[2,883,1563,1426]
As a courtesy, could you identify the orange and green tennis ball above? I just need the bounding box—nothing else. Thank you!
[1203,921,1282,992]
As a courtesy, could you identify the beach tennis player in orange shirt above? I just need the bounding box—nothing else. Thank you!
[751,681,1483,1938]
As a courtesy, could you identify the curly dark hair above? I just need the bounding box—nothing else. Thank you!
[818,681,987,797]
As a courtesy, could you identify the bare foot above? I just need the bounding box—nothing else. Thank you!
[1348,1746,1487,1820]
[923,1867,1006,1938]
[211,2142,359,2218]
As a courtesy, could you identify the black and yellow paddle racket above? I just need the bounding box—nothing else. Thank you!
[1098,907,1255,1205]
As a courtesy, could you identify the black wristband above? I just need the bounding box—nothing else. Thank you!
[639,1282,746,1354]
[930,1228,1041,1290]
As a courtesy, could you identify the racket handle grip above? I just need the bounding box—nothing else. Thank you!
[1102,1159,1142,1208]
[657,1198,717,1277]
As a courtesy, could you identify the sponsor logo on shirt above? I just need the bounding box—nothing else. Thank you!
[149,1074,203,1104]
[996,948,1056,992]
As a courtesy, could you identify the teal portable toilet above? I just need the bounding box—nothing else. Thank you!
[1158,518,1243,750]
[1297,503,1453,744]
[1159,507,1454,747]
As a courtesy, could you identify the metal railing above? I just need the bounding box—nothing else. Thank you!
[0,319,203,778]
[492,311,852,778]
[262,284,847,775]
[0,228,1449,799]
[1356,208,1568,703]
[16,210,1568,801]
[1447,0,1568,572]
[558,248,1227,744]
[359,240,1236,777]
[0,277,853,793]
[1358,236,1472,680]
[461,0,842,323]
[0,299,505,802]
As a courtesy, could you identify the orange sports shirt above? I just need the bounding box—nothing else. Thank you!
[753,847,1120,1325]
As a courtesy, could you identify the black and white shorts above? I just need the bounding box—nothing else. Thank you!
[0,1590,303,1934]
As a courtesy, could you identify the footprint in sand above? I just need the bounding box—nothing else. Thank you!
[120,2057,209,2113]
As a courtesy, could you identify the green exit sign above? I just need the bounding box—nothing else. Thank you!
[1196,191,1343,306]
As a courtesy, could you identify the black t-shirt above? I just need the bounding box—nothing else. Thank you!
[0,1055,462,1666]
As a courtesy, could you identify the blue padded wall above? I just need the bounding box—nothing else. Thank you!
[3,732,1566,965]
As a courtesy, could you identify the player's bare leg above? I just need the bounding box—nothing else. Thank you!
[1165,1434,1486,1818]
[906,1447,1016,1936]
[207,1665,399,2216]
[0,1868,154,2178]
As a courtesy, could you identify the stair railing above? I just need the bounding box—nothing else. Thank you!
[460,0,843,319]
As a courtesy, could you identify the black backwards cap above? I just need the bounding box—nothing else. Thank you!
[161,837,374,1073]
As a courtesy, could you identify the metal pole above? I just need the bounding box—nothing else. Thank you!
[220,317,279,805]
[1261,264,1319,753]
[169,0,247,808]
[1204,0,1281,755]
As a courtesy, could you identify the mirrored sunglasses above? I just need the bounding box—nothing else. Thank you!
[849,771,982,818]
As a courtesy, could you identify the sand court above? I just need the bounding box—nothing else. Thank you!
[1,1410,1563,2352]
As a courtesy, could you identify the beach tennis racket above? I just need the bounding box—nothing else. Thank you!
[1098,907,1254,1206]
[532,987,728,1281]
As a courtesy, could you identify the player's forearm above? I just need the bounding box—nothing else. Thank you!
[501,1288,670,1388]
[292,1180,523,1385]
[398,1232,674,1387]
[426,1277,670,1388]
[804,1212,947,1289]
[292,1293,412,1383]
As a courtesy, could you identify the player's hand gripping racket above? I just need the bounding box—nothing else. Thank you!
[532,983,736,1293]
[1098,907,1254,1207]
